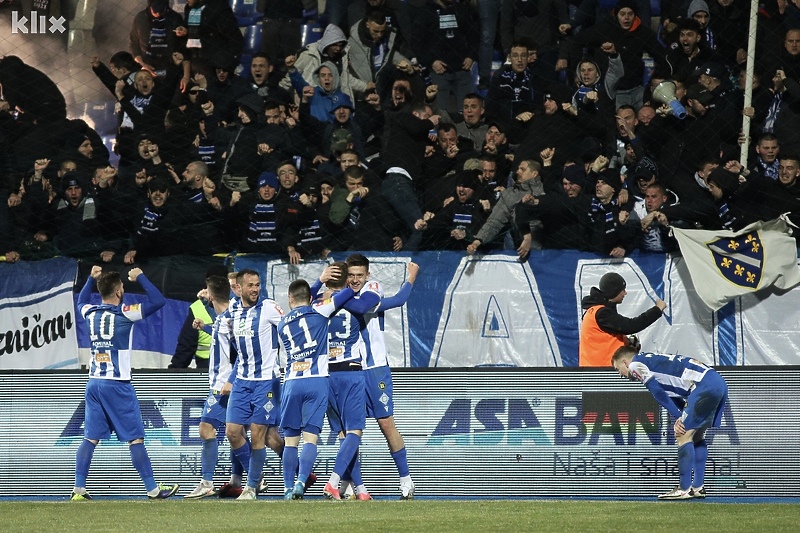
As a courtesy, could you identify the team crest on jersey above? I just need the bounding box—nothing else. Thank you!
[378,381,386,390]
[706,231,763,289]
[264,400,274,413]
[122,304,140,312]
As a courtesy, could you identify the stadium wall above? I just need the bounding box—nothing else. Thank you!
[0,368,797,498]
[2,250,800,369]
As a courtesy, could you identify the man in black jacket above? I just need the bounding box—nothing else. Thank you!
[409,0,479,115]
[380,101,440,250]
[129,0,186,76]
[176,0,244,66]
[579,271,666,367]
[326,165,404,251]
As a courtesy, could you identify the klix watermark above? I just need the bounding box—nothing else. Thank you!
[11,11,67,34]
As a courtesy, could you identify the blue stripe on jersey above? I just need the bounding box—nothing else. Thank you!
[328,308,362,364]
[230,299,282,380]
[356,313,374,366]
[280,298,340,380]
[209,311,234,390]
[251,306,263,379]
[84,303,139,380]
[633,352,710,398]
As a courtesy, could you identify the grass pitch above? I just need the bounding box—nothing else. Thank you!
[2,499,799,533]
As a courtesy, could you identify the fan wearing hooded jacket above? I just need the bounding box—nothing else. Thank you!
[290,61,352,125]
[281,24,369,102]
[557,0,665,107]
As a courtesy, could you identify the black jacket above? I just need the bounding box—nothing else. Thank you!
[380,108,435,180]
[129,8,186,71]
[580,287,663,336]
[559,12,664,91]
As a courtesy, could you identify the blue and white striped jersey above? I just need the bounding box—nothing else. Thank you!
[77,273,165,381]
[629,352,711,399]
[328,303,363,365]
[230,298,284,380]
[208,310,234,391]
[80,302,145,381]
[280,296,343,381]
[355,280,388,370]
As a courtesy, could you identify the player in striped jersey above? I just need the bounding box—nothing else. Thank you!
[612,347,729,500]
[184,275,238,498]
[317,263,369,500]
[72,266,179,500]
[224,269,285,500]
[308,260,419,499]
[278,278,355,499]
[345,253,418,500]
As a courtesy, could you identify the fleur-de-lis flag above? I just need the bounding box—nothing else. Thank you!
[672,217,800,311]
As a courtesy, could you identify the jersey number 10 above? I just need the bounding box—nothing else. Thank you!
[87,311,115,341]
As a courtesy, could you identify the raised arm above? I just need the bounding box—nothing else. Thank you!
[77,265,102,309]
[377,261,419,311]
[310,264,344,297]
[129,267,167,317]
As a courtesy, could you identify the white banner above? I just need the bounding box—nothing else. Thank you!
[430,256,562,367]
[0,280,79,369]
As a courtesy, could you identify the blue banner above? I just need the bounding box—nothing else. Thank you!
[4,251,800,369]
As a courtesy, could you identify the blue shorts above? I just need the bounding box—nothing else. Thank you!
[84,378,145,442]
[364,365,394,420]
[226,378,281,427]
[281,377,328,435]
[682,370,728,431]
[328,371,366,432]
[200,390,230,425]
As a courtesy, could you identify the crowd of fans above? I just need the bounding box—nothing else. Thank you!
[2,0,800,266]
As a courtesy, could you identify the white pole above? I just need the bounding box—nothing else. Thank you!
[740,0,760,168]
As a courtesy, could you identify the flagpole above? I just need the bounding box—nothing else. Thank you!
[740,0,759,168]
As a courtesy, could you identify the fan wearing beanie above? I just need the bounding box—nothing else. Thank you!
[578,271,667,367]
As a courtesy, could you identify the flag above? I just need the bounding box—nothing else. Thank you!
[672,217,800,311]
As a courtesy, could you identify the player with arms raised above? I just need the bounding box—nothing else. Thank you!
[72,266,179,500]
[342,253,418,499]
